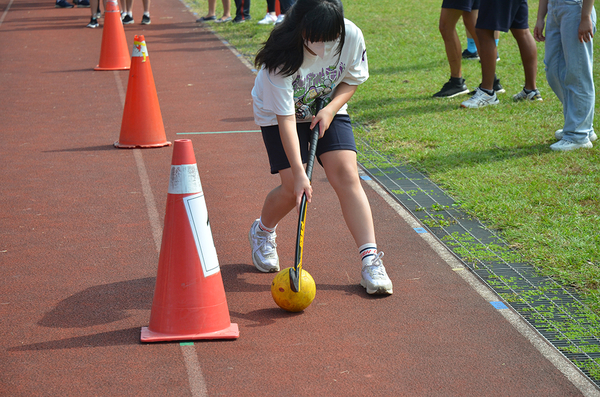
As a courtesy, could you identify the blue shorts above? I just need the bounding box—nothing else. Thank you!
[260,114,356,174]
[476,0,529,32]
[442,0,479,12]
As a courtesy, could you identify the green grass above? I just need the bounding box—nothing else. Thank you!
[184,0,600,314]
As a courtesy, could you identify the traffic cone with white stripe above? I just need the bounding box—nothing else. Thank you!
[94,0,130,71]
[141,139,239,342]
[114,35,171,149]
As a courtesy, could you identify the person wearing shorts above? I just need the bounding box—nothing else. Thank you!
[248,0,393,295]
[461,0,542,108]
[433,0,481,98]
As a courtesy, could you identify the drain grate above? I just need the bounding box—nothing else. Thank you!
[356,137,600,387]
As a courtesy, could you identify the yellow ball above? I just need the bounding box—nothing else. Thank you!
[271,268,316,312]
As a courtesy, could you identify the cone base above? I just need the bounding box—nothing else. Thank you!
[140,323,239,342]
[114,140,172,149]
[94,65,130,71]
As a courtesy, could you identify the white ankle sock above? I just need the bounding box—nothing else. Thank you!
[359,243,377,267]
[258,218,276,233]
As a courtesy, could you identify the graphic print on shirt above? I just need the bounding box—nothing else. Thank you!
[292,62,347,120]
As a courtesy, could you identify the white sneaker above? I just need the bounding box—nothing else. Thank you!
[257,13,277,24]
[275,14,284,24]
[550,139,593,151]
[248,219,280,273]
[360,252,393,295]
[460,88,499,108]
[555,129,597,142]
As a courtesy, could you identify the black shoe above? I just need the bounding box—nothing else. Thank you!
[469,78,505,96]
[86,17,98,28]
[76,0,90,7]
[55,0,74,8]
[433,78,469,98]
[493,78,505,94]
[196,15,216,22]
[122,14,134,24]
[232,16,245,23]
[462,49,479,60]
[141,14,151,24]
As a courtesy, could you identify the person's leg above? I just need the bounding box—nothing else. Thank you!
[439,8,465,78]
[554,2,596,144]
[476,28,497,90]
[462,9,480,53]
[87,0,99,26]
[221,0,230,18]
[319,148,392,294]
[319,150,375,248]
[544,1,564,105]
[511,28,538,91]
[259,168,296,229]
[142,0,149,13]
[208,0,217,16]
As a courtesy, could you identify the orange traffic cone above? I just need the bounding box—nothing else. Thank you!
[114,35,171,148]
[94,0,130,71]
[141,139,239,342]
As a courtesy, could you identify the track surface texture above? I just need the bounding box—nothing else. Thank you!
[1,0,598,395]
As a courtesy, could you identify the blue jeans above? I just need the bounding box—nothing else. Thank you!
[545,0,596,143]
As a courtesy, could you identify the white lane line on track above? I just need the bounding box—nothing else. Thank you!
[361,171,600,397]
[0,0,14,27]
[113,70,208,397]
[180,344,209,397]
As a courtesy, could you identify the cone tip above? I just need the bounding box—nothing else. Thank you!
[172,139,197,165]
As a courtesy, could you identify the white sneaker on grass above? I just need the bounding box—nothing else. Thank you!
[257,13,277,24]
[360,252,393,295]
[555,129,597,142]
[550,139,593,151]
[461,87,499,108]
[248,219,280,273]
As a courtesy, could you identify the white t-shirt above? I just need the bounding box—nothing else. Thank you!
[251,19,369,127]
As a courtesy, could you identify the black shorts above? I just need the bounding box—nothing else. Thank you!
[441,0,479,12]
[476,0,529,32]
[260,114,356,174]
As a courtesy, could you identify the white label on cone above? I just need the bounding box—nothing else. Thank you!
[183,193,220,277]
[132,40,149,61]
[169,164,202,194]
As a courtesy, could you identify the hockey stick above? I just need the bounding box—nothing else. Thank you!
[289,98,324,293]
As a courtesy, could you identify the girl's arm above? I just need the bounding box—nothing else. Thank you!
[310,82,358,136]
[277,114,313,211]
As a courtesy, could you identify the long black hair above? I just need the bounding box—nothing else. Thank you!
[254,0,346,77]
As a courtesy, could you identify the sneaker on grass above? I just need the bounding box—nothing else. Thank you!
[433,77,469,98]
[555,129,597,142]
[360,252,393,295]
[461,87,499,108]
[550,139,593,151]
[248,219,280,273]
[513,88,542,102]
[461,48,479,60]
[257,13,277,24]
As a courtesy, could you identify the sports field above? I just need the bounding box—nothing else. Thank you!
[2,0,600,394]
